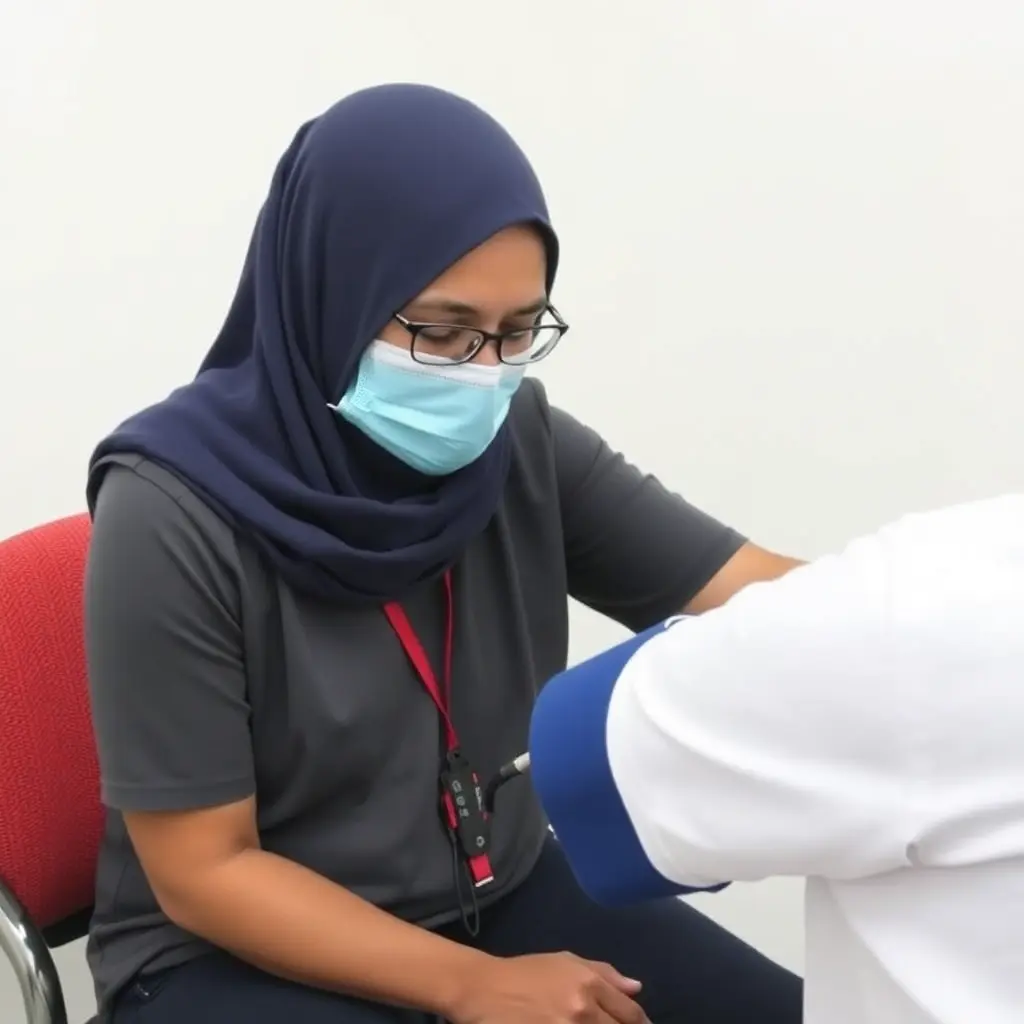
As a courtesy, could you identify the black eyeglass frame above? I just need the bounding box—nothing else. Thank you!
[392,305,569,366]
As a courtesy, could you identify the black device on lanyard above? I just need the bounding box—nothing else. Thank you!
[383,571,494,934]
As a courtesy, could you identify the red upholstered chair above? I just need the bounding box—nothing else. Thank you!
[0,514,103,1024]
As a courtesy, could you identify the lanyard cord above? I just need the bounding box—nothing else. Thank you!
[382,572,487,936]
[381,572,456,749]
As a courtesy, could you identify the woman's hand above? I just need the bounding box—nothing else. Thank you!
[449,951,650,1023]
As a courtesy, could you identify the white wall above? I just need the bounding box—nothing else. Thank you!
[3,1,1024,1017]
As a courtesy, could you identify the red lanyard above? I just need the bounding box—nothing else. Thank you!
[382,571,493,888]
[382,571,457,752]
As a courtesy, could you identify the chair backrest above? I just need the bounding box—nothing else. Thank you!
[0,514,103,931]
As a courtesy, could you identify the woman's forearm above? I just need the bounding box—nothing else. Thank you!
[161,847,491,1016]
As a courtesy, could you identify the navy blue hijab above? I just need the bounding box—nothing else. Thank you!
[87,84,558,603]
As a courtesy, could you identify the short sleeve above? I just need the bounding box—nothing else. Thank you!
[552,405,746,631]
[85,463,256,812]
[605,532,916,884]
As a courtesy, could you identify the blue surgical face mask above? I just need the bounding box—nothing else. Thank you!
[331,340,526,475]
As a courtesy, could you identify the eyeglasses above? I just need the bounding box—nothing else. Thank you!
[393,305,569,366]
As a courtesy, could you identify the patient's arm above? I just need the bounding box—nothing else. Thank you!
[533,530,915,894]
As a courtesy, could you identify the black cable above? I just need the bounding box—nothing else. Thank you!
[449,828,481,937]
[483,752,530,813]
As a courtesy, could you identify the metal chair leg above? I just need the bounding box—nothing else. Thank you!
[0,878,68,1024]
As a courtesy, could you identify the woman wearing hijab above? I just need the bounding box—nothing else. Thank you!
[84,84,803,1024]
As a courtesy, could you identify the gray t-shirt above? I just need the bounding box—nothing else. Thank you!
[84,378,745,1010]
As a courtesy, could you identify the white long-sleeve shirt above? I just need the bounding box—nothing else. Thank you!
[603,495,1024,1023]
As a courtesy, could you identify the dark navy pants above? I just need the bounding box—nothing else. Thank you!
[111,839,802,1023]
